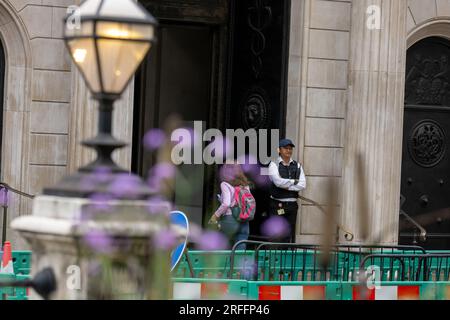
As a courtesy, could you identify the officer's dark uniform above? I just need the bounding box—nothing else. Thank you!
[269,159,302,243]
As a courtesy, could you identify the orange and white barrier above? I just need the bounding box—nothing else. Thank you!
[173,282,228,299]
[352,285,420,300]
[258,285,326,300]
[173,281,450,300]
[0,241,14,274]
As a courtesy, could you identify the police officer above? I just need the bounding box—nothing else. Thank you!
[268,139,306,243]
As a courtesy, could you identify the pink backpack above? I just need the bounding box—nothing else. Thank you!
[230,186,256,222]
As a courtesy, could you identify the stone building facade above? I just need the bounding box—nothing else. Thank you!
[0,0,449,249]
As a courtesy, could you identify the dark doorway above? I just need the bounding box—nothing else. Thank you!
[400,37,450,249]
[133,0,291,232]
[226,0,291,238]
[133,0,229,227]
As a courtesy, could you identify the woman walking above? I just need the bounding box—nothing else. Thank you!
[209,164,254,250]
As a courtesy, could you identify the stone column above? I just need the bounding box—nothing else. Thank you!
[340,0,407,245]
[11,196,173,300]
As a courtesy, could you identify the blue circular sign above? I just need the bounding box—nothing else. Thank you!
[170,211,189,271]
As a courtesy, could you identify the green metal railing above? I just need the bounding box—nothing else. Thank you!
[172,242,450,300]
[173,242,429,281]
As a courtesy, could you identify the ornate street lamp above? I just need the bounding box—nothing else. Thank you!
[44,0,158,198]
[12,0,173,300]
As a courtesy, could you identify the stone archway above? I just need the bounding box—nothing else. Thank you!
[407,20,450,48]
[0,1,32,247]
[407,0,450,47]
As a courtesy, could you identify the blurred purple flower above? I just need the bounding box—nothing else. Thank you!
[219,164,241,182]
[146,196,170,215]
[143,129,166,150]
[151,162,176,180]
[83,230,113,254]
[147,176,162,193]
[187,223,203,243]
[237,154,267,186]
[108,174,142,199]
[261,216,290,239]
[154,228,178,250]
[88,193,114,212]
[196,231,229,250]
[238,154,258,169]
[147,162,176,193]
[92,166,112,183]
[80,167,112,190]
[0,188,10,207]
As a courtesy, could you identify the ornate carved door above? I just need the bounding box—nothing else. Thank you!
[227,0,291,237]
[401,37,450,249]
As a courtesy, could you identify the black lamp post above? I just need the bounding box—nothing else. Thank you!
[43,0,158,199]
[11,2,174,300]
[0,268,57,300]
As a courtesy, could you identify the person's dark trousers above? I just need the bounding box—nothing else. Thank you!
[269,199,299,243]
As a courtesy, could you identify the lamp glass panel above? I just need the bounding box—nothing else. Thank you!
[67,38,101,92]
[96,21,154,41]
[98,39,150,94]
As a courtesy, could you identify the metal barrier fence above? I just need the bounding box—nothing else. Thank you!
[173,241,428,281]
[359,254,450,282]
[0,183,34,300]
[248,242,426,282]
[0,251,32,300]
[171,242,450,300]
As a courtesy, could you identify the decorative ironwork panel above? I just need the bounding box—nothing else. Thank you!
[228,0,290,132]
[227,0,291,238]
[408,120,446,168]
[140,0,229,24]
[405,37,450,106]
[240,87,270,130]
[248,0,272,79]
